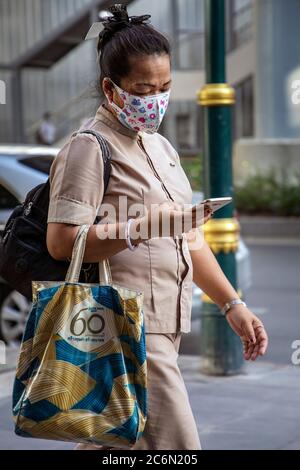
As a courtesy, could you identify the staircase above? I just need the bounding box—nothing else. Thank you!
[0,0,134,145]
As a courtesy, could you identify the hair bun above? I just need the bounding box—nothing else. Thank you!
[107,3,151,27]
[109,3,129,22]
[97,3,151,52]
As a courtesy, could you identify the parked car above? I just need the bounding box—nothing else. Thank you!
[0,149,251,345]
[0,144,59,346]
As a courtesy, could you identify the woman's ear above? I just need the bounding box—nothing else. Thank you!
[102,78,114,102]
[103,78,125,109]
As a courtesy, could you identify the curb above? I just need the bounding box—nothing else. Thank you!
[0,348,18,375]
[239,216,300,238]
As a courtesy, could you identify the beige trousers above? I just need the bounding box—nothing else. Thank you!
[75,333,201,451]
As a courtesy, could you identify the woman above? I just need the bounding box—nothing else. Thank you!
[46,4,268,451]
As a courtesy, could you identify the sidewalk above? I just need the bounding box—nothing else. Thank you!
[178,355,300,450]
[1,352,299,450]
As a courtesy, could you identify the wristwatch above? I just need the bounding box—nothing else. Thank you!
[221,299,247,316]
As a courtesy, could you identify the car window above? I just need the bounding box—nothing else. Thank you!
[0,184,19,209]
[18,155,54,175]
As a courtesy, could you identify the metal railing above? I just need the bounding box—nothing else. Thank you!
[26,85,101,144]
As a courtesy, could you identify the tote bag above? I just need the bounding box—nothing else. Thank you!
[12,224,147,449]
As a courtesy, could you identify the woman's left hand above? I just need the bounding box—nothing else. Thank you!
[225,305,268,361]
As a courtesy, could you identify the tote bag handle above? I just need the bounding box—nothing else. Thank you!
[65,224,112,285]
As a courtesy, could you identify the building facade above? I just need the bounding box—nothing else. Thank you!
[0,0,255,154]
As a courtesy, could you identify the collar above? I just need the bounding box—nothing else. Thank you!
[95,103,142,140]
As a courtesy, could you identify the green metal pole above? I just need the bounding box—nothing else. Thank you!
[198,0,243,375]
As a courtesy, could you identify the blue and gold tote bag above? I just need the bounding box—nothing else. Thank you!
[12,224,147,449]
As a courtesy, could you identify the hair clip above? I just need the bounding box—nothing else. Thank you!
[85,22,105,41]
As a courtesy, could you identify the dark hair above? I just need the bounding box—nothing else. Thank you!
[97,4,171,90]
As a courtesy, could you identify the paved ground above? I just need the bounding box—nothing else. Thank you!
[1,357,299,450]
[181,242,300,365]
[181,357,300,450]
[0,242,299,450]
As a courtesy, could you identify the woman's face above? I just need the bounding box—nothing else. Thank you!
[103,53,172,110]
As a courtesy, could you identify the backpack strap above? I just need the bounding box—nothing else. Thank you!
[70,129,112,224]
[76,130,111,195]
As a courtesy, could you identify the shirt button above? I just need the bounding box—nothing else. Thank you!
[169,161,176,167]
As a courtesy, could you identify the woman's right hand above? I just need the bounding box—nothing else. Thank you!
[130,201,213,243]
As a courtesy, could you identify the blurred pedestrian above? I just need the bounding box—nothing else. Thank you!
[36,111,56,145]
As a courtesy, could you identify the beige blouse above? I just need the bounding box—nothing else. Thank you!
[48,104,194,333]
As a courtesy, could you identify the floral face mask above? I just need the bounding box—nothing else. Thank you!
[105,80,171,134]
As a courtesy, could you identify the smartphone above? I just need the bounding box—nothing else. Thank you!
[199,197,233,213]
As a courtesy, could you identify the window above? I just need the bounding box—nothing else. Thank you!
[173,0,205,70]
[227,0,253,52]
[233,76,254,140]
[161,101,203,154]
[176,114,192,150]
[18,155,54,175]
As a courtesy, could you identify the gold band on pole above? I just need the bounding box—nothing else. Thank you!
[198,83,236,106]
[203,218,240,254]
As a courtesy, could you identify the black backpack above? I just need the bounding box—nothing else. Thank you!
[0,130,111,301]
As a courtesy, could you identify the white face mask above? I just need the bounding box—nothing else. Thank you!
[105,80,170,134]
